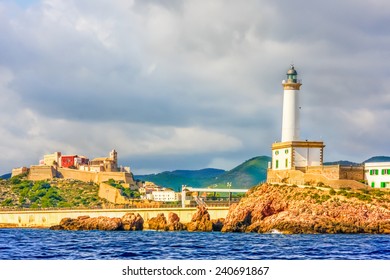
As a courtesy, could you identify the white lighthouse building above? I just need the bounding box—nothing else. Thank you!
[281,66,301,142]
[271,65,325,171]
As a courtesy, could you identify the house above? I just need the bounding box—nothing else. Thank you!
[43,152,61,166]
[60,155,79,168]
[365,162,390,188]
[60,155,76,168]
[89,149,118,172]
[151,189,181,202]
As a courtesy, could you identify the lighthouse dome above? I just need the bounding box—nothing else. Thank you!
[287,65,297,75]
[285,65,299,83]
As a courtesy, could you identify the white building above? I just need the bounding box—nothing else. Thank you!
[365,162,390,188]
[151,190,181,202]
[271,65,325,170]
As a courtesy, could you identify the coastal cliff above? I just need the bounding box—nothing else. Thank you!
[222,183,390,234]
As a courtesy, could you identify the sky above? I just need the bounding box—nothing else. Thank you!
[1,0,390,175]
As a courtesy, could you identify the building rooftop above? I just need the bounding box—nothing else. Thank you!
[91,157,113,162]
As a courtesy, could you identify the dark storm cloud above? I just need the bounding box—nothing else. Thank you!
[1,0,390,174]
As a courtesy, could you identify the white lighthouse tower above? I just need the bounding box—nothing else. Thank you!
[281,65,301,142]
[269,65,325,173]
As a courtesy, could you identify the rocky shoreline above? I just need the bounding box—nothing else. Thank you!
[50,206,224,232]
[50,184,390,234]
[222,184,390,234]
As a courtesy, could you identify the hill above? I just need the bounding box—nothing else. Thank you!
[324,156,390,166]
[364,156,390,163]
[134,168,225,191]
[0,173,11,180]
[135,156,271,191]
[134,154,390,191]
[324,160,359,166]
[204,156,270,189]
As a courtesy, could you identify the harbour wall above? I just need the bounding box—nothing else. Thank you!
[0,207,230,228]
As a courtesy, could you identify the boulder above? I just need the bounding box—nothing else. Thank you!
[50,215,122,231]
[145,213,167,230]
[145,212,186,231]
[168,212,180,224]
[167,212,186,231]
[121,213,144,231]
[187,206,213,232]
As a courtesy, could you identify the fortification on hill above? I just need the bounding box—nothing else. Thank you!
[12,150,136,187]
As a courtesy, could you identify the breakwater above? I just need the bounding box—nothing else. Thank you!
[0,207,229,228]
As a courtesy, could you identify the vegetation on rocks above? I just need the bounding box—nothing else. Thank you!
[106,178,140,199]
[0,175,105,209]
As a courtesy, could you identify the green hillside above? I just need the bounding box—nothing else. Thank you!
[324,160,359,166]
[135,156,271,191]
[134,168,225,191]
[0,175,105,209]
[364,156,390,163]
[0,173,11,180]
[205,156,270,189]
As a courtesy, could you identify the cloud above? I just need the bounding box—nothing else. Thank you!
[1,0,390,174]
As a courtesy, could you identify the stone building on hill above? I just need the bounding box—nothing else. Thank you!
[89,149,118,172]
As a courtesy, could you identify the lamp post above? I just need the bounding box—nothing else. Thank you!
[181,185,186,208]
[227,182,232,205]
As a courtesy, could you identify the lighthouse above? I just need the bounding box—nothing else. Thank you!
[281,65,301,142]
[266,66,367,187]
[269,65,325,173]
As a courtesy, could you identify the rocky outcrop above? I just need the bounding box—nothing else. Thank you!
[121,213,144,231]
[145,212,186,231]
[222,184,390,234]
[187,206,213,232]
[50,213,144,231]
[145,213,168,230]
[50,215,123,231]
[167,212,186,231]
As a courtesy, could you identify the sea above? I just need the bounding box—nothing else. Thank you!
[0,229,389,260]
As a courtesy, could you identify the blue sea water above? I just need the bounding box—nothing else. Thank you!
[0,229,389,260]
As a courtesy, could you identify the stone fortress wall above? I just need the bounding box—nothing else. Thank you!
[11,167,29,178]
[98,183,129,204]
[27,166,57,181]
[24,165,135,185]
[267,164,366,189]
